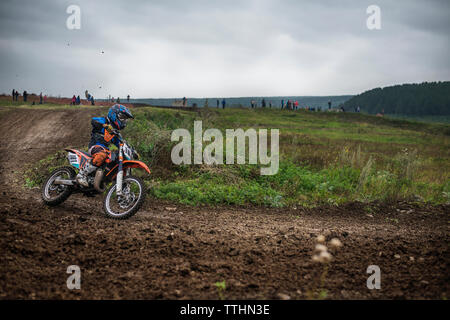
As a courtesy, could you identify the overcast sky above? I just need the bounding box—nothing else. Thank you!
[0,0,449,98]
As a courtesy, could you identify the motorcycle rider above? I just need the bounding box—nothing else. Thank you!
[76,104,134,187]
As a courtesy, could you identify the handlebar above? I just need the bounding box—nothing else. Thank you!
[111,129,123,141]
[109,130,139,159]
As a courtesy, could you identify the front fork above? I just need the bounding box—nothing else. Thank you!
[116,144,124,196]
[116,144,131,197]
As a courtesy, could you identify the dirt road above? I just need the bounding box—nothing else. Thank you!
[0,107,448,299]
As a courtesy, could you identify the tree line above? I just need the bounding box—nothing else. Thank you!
[343,81,450,115]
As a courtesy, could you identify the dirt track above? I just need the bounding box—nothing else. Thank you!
[0,107,448,299]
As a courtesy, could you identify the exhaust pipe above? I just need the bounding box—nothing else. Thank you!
[54,179,75,186]
[93,169,106,193]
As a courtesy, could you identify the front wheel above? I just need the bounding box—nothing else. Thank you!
[42,166,76,206]
[103,176,146,219]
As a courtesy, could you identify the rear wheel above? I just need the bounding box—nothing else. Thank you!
[42,166,76,206]
[103,176,146,219]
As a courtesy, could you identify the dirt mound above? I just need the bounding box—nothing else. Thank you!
[0,106,448,299]
[0,107,101,184]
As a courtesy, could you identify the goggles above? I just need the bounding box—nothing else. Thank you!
[117,113,129,122]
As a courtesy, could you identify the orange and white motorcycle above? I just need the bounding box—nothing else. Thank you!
[41,130,150,219]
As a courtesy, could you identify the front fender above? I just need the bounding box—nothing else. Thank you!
[123,160,151,174]
[106,160,151,178]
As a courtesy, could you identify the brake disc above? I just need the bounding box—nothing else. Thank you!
[116,183,137,209]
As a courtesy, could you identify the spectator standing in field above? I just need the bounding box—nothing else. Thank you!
[23,90,28,102]
[281,99,284,109]
[262,98,266,108]
[216,99,219,108]
[127,95,130,102]
[269,101,272,108]
[182,97,187,107]
[204,99,209,108]
[71,95,76,105]
[328,101,331,109]
[85,90,90,100]
[357,106,361,113]
[39,92,43,104]
[90,95,95,105]
[222,98,226,109]
[294,100,299,110]
[12,89,15,101]
[76,95,81,105]
[117,97,120,103]
[15,91,19,101]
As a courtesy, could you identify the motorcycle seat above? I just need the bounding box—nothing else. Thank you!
[79,150,92,158]
[66,148,92,159]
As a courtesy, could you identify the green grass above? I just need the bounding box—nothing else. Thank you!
[15,102,450,207]
[23,150,71,187]
[0,103,110,111]
[0,96,111,110]
[385,114,450,124]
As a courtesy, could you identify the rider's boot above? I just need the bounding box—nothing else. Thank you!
[76,162,98,187]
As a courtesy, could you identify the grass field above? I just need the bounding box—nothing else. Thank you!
[132,107,449,206]
[3,97,447,207]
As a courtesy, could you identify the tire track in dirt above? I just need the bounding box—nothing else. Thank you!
[0,106,449,299]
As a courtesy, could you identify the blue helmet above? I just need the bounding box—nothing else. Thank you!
[107,104,134,130]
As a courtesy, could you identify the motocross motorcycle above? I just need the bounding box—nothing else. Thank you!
[41,130,150,219]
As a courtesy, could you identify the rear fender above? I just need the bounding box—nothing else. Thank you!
[65,148,92,169]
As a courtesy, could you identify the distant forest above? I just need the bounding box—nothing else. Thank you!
[343,82,450,115]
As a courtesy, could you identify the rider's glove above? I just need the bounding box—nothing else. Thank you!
[103,124,114,133]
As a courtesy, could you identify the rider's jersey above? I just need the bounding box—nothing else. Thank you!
[89,117,120,150]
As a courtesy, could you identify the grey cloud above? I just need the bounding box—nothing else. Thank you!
[0,0,449,97]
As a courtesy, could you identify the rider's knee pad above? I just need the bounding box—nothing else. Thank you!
[92,151,108,166]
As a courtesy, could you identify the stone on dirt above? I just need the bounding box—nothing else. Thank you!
[275,293,291,300]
